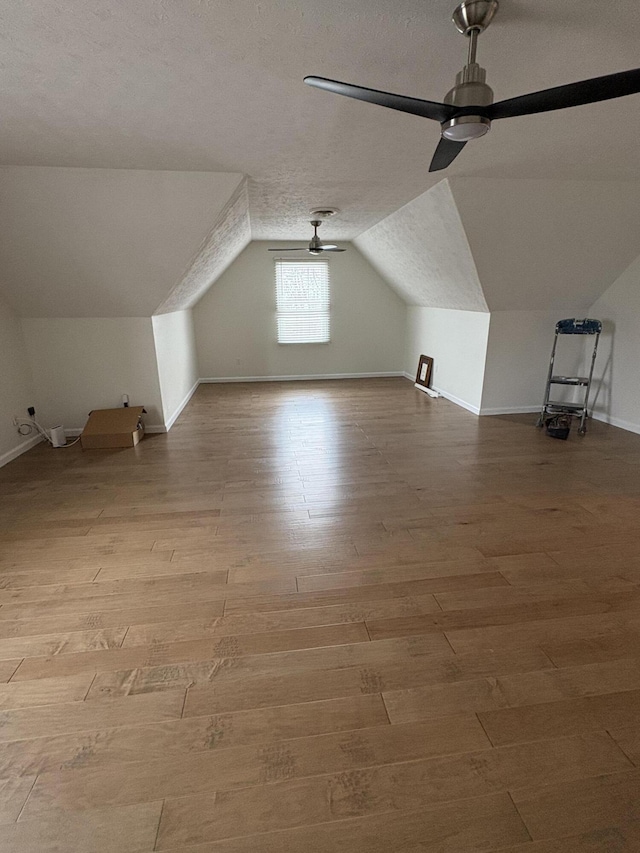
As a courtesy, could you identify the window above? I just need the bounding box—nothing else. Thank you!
[275,260,330,344]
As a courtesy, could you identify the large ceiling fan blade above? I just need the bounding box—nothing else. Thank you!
[429,138,467,172]
[267,247,308,251]
[304,76,454,123]
[488,67,640,120]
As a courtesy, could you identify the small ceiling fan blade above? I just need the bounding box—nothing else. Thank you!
[429,138,467,172]
[488,67,640,120]
[320,247,346,252]
[267,247,308,251]
[304,76,454,123]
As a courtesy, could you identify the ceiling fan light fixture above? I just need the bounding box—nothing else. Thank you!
[267,219,347,254]
[441,115,491,141]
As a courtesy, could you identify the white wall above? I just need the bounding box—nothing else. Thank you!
[22,318,164,431]
[587,254,640,434]
[480,310,587,415]
[152,310,199,429]
[405,307,490,414]
[0,295,38,466]
[194,241,407,380]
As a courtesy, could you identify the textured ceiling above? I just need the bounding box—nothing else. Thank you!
[354,177,640,312]
[156,180,251,314]
[354,180,487,311]
[3,1,640,239]
[0,167,243,317]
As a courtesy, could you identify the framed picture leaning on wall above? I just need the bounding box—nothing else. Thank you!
[415,355,434,392]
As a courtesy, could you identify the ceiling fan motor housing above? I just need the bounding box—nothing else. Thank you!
[442,63,493,140]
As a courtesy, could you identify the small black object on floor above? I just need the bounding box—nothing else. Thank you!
[545,415,572,440]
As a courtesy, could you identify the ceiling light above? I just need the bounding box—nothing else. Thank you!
[441,115,491,141]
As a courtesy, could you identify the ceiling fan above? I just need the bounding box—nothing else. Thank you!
[304,0,640,172]
[267,220,346,255]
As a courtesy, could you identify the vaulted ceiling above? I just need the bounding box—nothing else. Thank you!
[3,0,640,240]
[356,177,640,312]
[354,180,487,312]
[1,2,640,317]
[0,167,243,316]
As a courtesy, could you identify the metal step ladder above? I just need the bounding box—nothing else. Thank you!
[536,318,602,435]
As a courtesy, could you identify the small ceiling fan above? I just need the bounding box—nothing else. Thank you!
[304,0,640,172]
[267,220,346,254]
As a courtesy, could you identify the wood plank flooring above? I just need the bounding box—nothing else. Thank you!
[1,377,640,851]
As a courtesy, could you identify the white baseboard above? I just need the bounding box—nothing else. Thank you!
[405,373,481,416]
[479,405,541,416]
[163,380,200,431]
[591,411,640,436]
[64,424,167,437]
[432,386,481,416]
[408,381,541,419]
[0,434,43,469]
[199,372,405,383]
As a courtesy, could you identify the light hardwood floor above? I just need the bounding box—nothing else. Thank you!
[1,377,640,851]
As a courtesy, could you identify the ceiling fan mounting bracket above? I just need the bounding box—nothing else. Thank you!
[452,0,499,36]
[309,208,339,219]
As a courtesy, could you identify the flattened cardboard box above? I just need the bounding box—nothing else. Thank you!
[81,407,145,450]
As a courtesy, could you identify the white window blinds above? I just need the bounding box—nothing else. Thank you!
[275,260,330,344]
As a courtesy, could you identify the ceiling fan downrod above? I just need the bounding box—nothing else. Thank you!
[309,220,323,254]
[442,0,499,141]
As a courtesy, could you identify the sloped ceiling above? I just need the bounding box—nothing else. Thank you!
[2,1,640,243]
[352,177,640,315]
[3,165,640,319]
[354,180,487,312]
[0,167,243,317]
[450,178,640,312]
[2,3,640,317]
[156,180,251,315]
